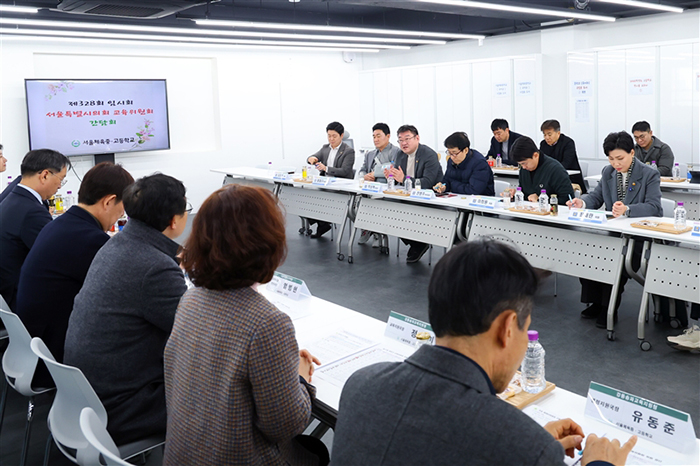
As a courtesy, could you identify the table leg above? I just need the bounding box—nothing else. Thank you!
[607,237,629,340]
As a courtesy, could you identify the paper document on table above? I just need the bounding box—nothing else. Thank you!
[314,344,406,387]
[265,294,313,321]
[304,330,378,366]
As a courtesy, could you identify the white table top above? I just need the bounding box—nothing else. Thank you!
[586,174,700,192]
[493,167,581,176]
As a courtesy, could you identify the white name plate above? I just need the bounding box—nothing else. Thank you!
[268,272,311,301]
[384,311,436,348]
[469,195,498,209]
[568,209,607,224]
[312,176,332,186]
[273,171,289,181]
[409,189,436,200]
[585,382,696,453]
[692,222,700,237]
[362,181,382,193]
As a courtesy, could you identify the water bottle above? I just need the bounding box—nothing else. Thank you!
[538,189,548,213]
[650,161,659,172]
[404,176,412,193]
[672,163,681,180]
[674,202,687,230]
[64,190,74,210]
[514,187,524,208]
[549,194,558,216]
[521,330,546,394]
[496,154,502,168]
[414,178,422,192]
[387,173,395,191]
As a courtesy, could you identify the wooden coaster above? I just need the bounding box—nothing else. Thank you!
[505,380,556,410]
[508,207,551,216]
[494,166,519,171]
[660,177,688,183]
[292,178,313,184]
[631,221,692,234]
[383,190,411,197]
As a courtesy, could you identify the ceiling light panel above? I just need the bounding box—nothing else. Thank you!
[415,0,617,22]
[594,0,683,13]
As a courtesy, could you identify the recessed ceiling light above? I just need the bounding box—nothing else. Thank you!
[415,0,617,22]
[0,5,39,13]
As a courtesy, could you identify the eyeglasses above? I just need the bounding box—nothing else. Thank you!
[633,133,650,141]
[446,149,462,157]
[397,135,416,144]
[185,201,193,214]
[48,171,68,187]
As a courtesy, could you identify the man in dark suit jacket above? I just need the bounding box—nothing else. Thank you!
[386,124,444,263]
[539,120,587,193]
[511,137,574,205]
[0,149,70,310]
[16,163,133,383]
[332,240,635,466]
[486,118,523,166]
[305,121,355,238]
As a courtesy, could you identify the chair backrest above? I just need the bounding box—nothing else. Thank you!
[80,408,129,466]
[579,161,589,178]
[0,307,42,396]
[30,337,108,466]
[494,180,511,195]
[661,197,675,218]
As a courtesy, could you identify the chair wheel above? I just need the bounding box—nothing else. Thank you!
[640,341,652,351]
[348,257,354,264]
[607,330,615,341]
[337,254,344,261]
[306,229,312,236]
[298,227,305,234]
[669,318,680,329]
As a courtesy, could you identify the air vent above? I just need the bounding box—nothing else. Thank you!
[58,0,211,19]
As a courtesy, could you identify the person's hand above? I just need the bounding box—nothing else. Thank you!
[567,198,584,209]
[308,156,318,164]
[612,201,628,218]
[506,188,516,198]
[315,162,327,172]
[298,349,321,383]
[543,419,584,458]
[527,193,539,203]
[389,166,405,183]
[364,172,375,181]
[582,434,637,466]
[434,183,446,193]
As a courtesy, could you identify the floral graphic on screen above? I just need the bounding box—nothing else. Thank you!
[45,81,74,100]
[132,119,154,149]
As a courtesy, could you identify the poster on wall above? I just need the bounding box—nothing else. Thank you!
[572,80,592,97]
[575,99,590,123]
[628,77,654,95]
[517,81,533,96]
[493,82,510,98]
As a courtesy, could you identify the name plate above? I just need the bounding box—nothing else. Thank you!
[312,176,331,186]
[469,195,498,209]
[384,311,436,348]
[568,209,607,224]
[409,189,436,200]
[692,222,700,237]
[362,181,382,193]
[585,382,696,452]
[268,272,311,301]
[273,171,288,181]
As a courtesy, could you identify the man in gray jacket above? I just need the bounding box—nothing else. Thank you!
[631,121,675,176]
[332,240,636,466]
[64,173,189,444]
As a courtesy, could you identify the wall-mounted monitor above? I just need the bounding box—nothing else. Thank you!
[25,79,170,157]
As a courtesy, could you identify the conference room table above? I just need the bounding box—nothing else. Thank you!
[493,166,582,187]
[257,283,700,466]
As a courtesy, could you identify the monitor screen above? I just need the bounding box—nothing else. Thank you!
[25,79,170,156]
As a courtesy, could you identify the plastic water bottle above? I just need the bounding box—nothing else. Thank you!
[514,187,524,208]
[521,330,546,394]
[672,163,681,180]
[64,191,74,210]
[674,202,687,230]
[496,154,502,168]
[414,178,422,192]
[387,173,395,191]
[538,189,548,213]
[650,161,659,172]
[404,176,412,193]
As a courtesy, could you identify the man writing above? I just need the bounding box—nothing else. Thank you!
[509,137,574,204]
[332,240,637,466]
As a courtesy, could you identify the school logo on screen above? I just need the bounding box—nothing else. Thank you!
[71,140,81,147]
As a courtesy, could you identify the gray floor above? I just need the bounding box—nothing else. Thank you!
[1,217,698,465]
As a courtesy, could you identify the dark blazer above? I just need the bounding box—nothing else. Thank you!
[332,345,567,465]
[518,154,574,205]
[17,206,109,366]
[441,149,495,195]
[582,161,662,218]
[394,144,444,189]
[64,218,187,444]
[307,142,355,179]
[539,134,587,194]
[0,186,52,311]
[0,176,21,204]
[486,130,523,166]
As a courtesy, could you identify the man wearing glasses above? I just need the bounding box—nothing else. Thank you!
[0,149,70,310]
[64,173,189,445]
[386,125,443,263]
[631,121,674,176]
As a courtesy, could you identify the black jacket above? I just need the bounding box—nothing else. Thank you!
[539,134,587,193]
[518,154,574,204]
[486,131,523,166]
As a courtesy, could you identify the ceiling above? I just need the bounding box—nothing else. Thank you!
[0,1,696,50]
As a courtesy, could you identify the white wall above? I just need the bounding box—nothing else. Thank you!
[0,37,361,208]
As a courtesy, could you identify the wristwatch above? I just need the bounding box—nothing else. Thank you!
[624,205,630,217]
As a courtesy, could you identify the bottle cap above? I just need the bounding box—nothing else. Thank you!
[516,187,522,191]
[67,191,72,194]
[677,202,684,206]
[541,189,546,193]
[527,330,539,341]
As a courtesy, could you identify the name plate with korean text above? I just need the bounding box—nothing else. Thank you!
[269,272,311,301]
[273,171,289,181]
[585,382,695,452]
[568,209,607,224]
[362,181,382,193]
[409,189,436,200]
[469,196,498,209]
[692,222,700,237]
[312,176,331,186]
[384,311,436,348]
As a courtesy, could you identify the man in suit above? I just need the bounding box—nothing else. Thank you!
[332,240,636,466]
[386,124,443,263]
[486,118,523,166]
[16,163,134,382]
[305,121,355,238]
[568,131,662,327]
[510,137,574,205]
[631,121,675,176]
[539,119,587,193]
[0,149,70,310]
